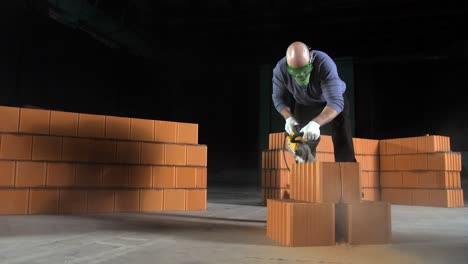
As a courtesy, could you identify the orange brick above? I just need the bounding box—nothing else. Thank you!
[78,113,105,138]
[15,161,46,187]
[59,189,87,214]
[380,155,395,171]
[186,189,206,210]
[116,141,140,164]
[412,189,430,206]
[88,139,116,163]
[368,171,380,188]
[410,153,427,170]
[336,201,391,245]
[429,189,449,207]
[386,139,401,154]
[0,189,29,215]
[75,164,102,187]
[379,140,387,155]
[130,118,154,141]
[128,165,152,188]
[19,108,50,134]
[177,122,198,144]
[402,171,419,188]
[61,138,90,162]
[155,120,177,143]
[0,134,32,160]
[115,190,140,212]
[46,162,75,187]
[367,139,379,155]
[165,144,186,166]
[399,137,418,154]
[0,160,15,186]
[153,166,175,188]
[266,199,335,246]
[105,115,130,140]
[140,189,163,211]
[87,190,114,213]
[101,165,129,187]
[175,167,197,188]
[29,189,59,214]
[186,145,207,166]
[380,171,402,187]
[394,154,411,171]
[50,111,78,136]
[32,136,62,161]
[317,135,334,153]
[277,170,289,188]
[0,105,19,132]
[196,167,207,188]
[141,142,165,165]
[163,189,186,210]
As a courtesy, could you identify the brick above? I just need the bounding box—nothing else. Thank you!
[379,140,387,155]
[78,113,105,138]
[61,138,90,162]
[429,189,449,207]
[175,167,197,188]
[116,141,140,164]
[186,145,207,166]
[177,122,198,144]
[186,189,206,210]
[410,154,427,170]
[87,190,114,213]
[394,154,411,171]
[153,166,175,188]
[380,155,395,171]
[277,169,290,188]
[155,120,177,143]
[399,137,418,154]
[0,134,32,160]
[385,139,401,155]
[128,165,152,188]
[266,199,335,246]
[115,190,140,212]
[368,171,380,188]
[411,189,430,206]
[361,188,381,201]
[88,139,116,163]
[29,189,59,214]
[101,165,129,187]
[381,188,412,205]
[15,161,46,187]
[141,142,165,165]
[105,115,131,140]
[59,190,87,214]
[402,171,419,188]
[339,162,361,203]
[336,201,391,245]
[165,144,186,166]
[0,189,29,215]
[130,118,154,141]
[19,108,50,134]
[196,167,207,188]
[0,105,19,132]
[75,164,102,187]
[163,189,186,210]
[46,162,75,187]
[367,139,380,155]
[50,111,78,136]
[140,189,163,211]
[0,160,16,186]
[317,135,334,153]
[32,136,62,161]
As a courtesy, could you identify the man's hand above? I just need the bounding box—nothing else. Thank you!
[285,116,299,136]
[300,120,320,141]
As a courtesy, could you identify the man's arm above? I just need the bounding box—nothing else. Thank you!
[312,105,338,126]
[272,65,292,120]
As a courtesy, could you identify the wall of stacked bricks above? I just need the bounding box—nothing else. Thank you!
[379,136,463,207]
[262,132,464,208]
[0,105,208,215]
[261,132,380,203]
[266,161,392,246]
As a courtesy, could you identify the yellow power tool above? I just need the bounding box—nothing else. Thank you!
[286,125,321,163]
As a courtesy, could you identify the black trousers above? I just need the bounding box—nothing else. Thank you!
[293,94,356,162]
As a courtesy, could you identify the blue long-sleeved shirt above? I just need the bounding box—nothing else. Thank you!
[272,50,346,114]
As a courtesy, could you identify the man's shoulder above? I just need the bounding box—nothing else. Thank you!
[273,56,287,73]
[312,50,332,62]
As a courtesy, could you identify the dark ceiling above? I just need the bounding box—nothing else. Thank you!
[21,0,468,64]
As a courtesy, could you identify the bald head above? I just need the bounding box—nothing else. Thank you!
[286,41,310,68]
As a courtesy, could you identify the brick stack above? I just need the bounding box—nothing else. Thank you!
[261,132,334,204]
[380,135,464,207]
[0,105,207,215]
[353,138,381,201]
[267,161,392,246]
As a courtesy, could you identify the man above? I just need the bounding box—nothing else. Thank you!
[272,41,356,162]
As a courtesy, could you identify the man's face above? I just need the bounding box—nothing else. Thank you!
[287,62,313,87]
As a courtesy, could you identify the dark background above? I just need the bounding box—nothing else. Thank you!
[1,1,467,186]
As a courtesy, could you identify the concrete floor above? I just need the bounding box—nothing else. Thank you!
[0,186,467,264]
